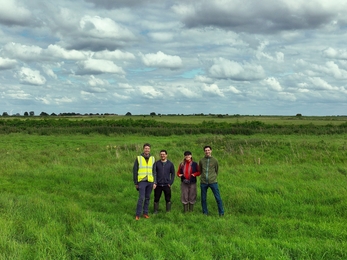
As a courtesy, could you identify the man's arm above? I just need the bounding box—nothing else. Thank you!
[133,157,139,185]
[153,161,157,184]
[169,162,175,185]
[215,158,219,175]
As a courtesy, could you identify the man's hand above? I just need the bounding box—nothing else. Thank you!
[153,184,157,189]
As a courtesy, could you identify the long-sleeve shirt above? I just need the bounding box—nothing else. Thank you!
[199,156,219,184]
[153,159,175,186]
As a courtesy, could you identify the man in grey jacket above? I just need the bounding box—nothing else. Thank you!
[153,150,175,213]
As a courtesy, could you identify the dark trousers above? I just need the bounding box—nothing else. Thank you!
[136,181,153,216]
[201,183,224,215]
[154,185,171,203]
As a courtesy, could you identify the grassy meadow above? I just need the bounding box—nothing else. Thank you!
[0,119,347,259]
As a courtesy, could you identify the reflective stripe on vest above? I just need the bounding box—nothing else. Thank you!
[137,156,155,182]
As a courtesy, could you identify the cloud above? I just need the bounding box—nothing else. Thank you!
[0,0,32,26]
[140,51,183,70]
[148,32,174,42]
[93,50,136,60]
[1,43,90,61]
[323,47,347,60]
[202,83,224,97]
[138,85,163,99]
[209,58,265,80]
[83,0,161,9]
[76,59,125,75]
[0,57,17,70]
[262,77,283,91]
[173,0,347,34]
[226,86,242,94]
[62,15,137,51]
[16,67,46,85]
[42,66,57,79]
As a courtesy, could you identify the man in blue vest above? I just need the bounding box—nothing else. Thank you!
[133,143,156,220]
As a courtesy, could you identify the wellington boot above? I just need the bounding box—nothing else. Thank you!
[189,204,194,212]
[154,202,159,214]
[166,202,171,212]
[184,204,189,213]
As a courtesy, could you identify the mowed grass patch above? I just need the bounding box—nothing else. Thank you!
[0,133,346,259]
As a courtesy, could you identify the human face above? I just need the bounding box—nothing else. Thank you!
[185,154,192,161]
[204,147,212,157]
[143,145,150,156]
[160,152,167,161]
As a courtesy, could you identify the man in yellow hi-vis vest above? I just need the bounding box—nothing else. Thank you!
[133,143,156,220]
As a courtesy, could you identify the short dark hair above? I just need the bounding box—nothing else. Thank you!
[160,150,167,154]
[143,143,151,148]
[203,145,212,151]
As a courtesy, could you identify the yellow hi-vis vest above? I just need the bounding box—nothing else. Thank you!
[137,156,155,182]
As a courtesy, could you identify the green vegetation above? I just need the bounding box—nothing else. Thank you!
[0,117,347,259]
[1,116,347,136]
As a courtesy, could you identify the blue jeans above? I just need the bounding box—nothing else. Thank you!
[136,181,153,216]
[200,183,224,215]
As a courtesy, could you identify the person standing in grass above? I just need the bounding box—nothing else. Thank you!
[177,151,200,213]
[199,146,224,216]
[153,150,175,214]
[133,143,156,220]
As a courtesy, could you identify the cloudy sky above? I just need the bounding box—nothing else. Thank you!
[1,0,347,116]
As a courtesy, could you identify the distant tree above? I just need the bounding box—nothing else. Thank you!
[150,112,156,116]
[29,111,35,116]
[51,113,57,116]
[296,113,302,117]
[40,112,49,116]
[126,112,132,116]
[24,111,29,116]
[2,112,9,117]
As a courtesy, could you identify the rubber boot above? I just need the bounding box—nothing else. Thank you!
[184,204,189,213]
[154,202,159,214]
[166,202,171,212]
[189,204,194,212]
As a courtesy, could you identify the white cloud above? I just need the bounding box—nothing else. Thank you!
[138,86,163,98]
[262,77,283,91]
[140,51,182,70]
[202,83,224,97]
[226,86,242,94]
[0,0,32,26]
[88,75,109,87]
[17,67,46,85]
[93,50,136,60]
[45,45,88,60]
[209,58,265,80]
[79,16,135,39]
[0,57,17,69]
[76,59,125,75]
[42,66,57,79]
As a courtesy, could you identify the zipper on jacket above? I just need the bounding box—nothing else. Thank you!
[206,158,209,183]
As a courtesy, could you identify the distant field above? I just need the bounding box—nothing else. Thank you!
[2,115,347,125]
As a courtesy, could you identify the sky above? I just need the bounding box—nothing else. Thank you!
[1,0,347,116]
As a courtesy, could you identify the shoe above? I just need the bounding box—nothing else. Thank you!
[143,214,150,219]
[135,216,140,220]
[219,214,224,217]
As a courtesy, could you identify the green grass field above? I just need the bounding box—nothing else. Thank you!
[0,132,347,259]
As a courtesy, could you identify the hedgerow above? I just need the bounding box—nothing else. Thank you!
[0,118,347,135]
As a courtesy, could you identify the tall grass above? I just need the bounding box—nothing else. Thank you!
[0,133,346,259]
